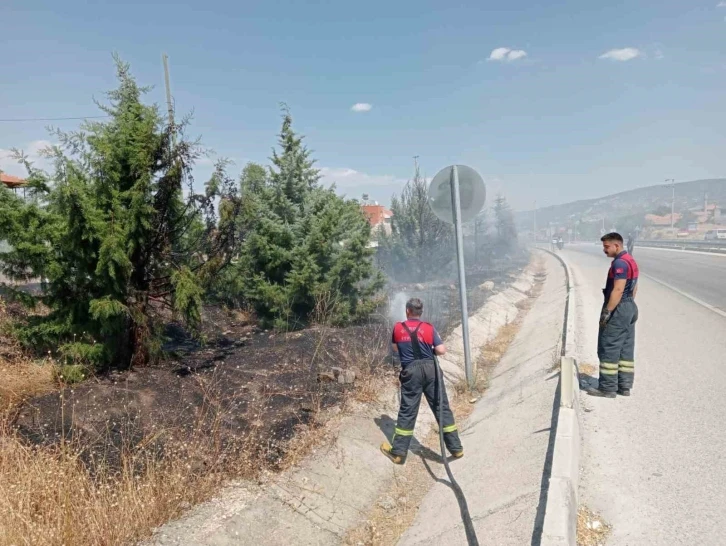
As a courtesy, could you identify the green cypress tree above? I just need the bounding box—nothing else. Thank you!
[222,109,383,328]
[377,165,454,282]
[0,59,241,370]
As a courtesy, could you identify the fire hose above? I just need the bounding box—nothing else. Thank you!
[434,354,480,546]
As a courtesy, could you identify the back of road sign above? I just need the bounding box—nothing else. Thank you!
[428,165,486,224]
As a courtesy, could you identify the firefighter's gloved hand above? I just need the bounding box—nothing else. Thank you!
[599,309,612,328]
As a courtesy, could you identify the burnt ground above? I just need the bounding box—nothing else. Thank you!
[9,253,529,478]
[13,307,391,475]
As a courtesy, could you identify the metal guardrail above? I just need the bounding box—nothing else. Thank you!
[635,239,726,254]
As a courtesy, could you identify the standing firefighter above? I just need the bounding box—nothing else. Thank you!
[381,298,463,464]
[588,232,639,398]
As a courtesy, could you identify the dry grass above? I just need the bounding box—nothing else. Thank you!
[577,505,611,546]
[0,374,334,546]
[0,366,276,546]
[0,428,226,546]
[0,301,56,416]
[0,358,55,415]
[0,306,388,546]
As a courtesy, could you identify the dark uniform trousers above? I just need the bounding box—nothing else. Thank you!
[391,358,462,457]
[597,297,638,392]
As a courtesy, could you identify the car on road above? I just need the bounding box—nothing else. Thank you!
[704,229,726,240]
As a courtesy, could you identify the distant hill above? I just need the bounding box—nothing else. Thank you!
[516,179,726,233]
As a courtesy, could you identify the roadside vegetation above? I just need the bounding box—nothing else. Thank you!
[0,60,521,545]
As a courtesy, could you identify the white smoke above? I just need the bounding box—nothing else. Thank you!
[389,291,409,324]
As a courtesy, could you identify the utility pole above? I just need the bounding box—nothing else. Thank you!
[162,53,179,321]
[413,155,420,176]
[666,179,675,229]
[162,54,176,146]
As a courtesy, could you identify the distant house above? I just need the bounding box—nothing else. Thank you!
[644,212,682,226]
[691,203,723,225]
[1,173,27,191]
[361,203,393,235]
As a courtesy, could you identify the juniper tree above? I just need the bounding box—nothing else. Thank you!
[218,109,383,328]
[0,59,241,370]
[377,165,454,282]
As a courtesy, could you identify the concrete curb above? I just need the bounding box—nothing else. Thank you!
[535,248,581,546]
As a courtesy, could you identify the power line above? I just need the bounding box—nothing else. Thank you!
[0,115,110,122]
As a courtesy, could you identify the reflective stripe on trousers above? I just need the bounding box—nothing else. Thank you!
[391,358,462,457]
[597,298,638,392]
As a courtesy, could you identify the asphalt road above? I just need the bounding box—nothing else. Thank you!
[567,242,726,312]
[563,246,726,545]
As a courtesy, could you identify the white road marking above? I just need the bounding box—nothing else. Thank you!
[632,245,726,258]
[642,273,726,319]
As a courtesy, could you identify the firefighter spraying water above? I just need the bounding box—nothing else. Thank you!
[381,297,463,463]
[380,164,484,545]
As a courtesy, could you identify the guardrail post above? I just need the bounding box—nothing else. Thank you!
[560,356,575,408]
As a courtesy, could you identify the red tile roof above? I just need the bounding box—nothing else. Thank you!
[0,173,27,188]
[361,204,393,226]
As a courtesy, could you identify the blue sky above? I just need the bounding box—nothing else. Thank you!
[2,0,726,210]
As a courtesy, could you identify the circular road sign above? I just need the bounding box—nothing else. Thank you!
[428,164,486,224]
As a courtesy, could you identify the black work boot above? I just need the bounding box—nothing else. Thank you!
[587,388,616,399]
[617,389,631,396]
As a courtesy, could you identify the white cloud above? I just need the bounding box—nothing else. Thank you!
[717,2,726,7]
[0,140,54,176]
[654,49,664,60]
[488,47,510,61]
[488,47,528,62]
[351,103,372,113]
[599,48,642,61]
[506,50,527,61]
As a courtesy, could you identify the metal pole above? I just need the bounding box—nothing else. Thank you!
[665,178,675,229]
[450,166,474,388]
[671,181,675,229]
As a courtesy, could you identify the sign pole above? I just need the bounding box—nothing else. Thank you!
[450,166,474,388]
